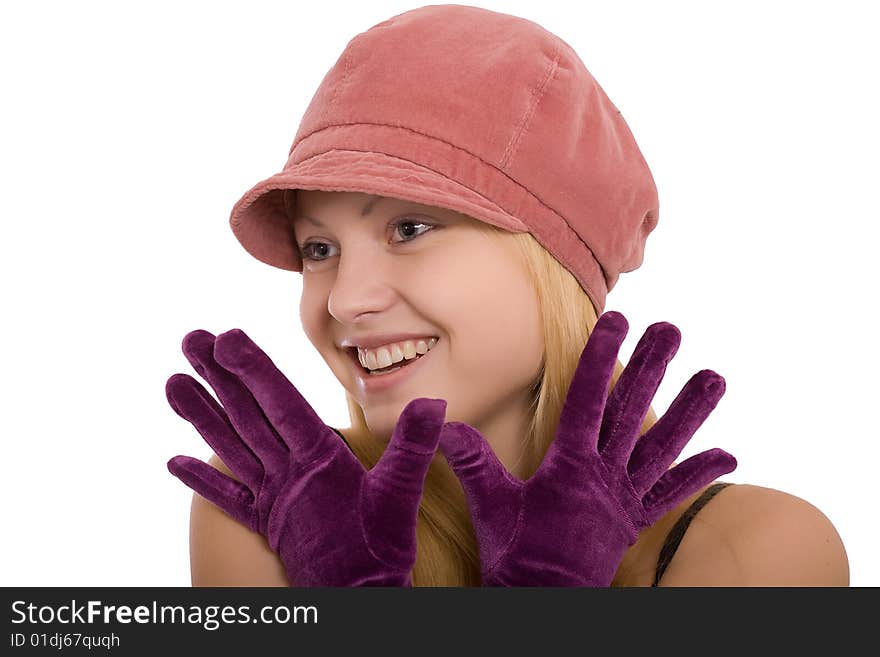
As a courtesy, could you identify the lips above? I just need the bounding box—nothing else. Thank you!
[347,338,439,395]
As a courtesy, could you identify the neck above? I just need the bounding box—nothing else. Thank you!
[471,389,534,480]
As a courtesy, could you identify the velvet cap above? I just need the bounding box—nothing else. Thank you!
[229,3,659,314]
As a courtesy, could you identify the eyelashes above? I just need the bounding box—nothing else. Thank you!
[299,217,436,262]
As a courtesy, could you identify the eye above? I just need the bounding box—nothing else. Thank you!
[391,218,434,244]
[299,217,436,262]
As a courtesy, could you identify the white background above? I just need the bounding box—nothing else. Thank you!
[2,1,877,586]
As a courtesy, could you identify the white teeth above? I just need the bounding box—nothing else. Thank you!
[358,337,438,371]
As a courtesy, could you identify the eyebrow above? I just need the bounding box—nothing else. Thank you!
[295,194,383,227]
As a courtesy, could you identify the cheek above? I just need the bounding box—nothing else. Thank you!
[447,278,543,381]
[299,285,328,346]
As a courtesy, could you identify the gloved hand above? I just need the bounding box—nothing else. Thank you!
[165,328,446,586]
[438,310,737,586]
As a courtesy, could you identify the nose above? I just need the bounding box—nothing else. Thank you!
[327,244,397,324]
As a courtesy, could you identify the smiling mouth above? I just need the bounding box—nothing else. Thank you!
[344,341,436,376]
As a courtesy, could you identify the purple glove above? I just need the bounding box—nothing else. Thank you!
[438,311,737,586]
[165,328,447,586]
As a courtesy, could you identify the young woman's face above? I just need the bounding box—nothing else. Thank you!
[292,190,543,465]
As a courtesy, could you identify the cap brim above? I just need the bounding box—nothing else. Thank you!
[229,149,530,271]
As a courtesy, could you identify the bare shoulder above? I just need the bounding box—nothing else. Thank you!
[656,483,850,586]
[188,454,289,586]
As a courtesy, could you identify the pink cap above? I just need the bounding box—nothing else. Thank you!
[229,4,659,314]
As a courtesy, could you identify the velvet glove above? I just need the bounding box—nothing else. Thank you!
[438,310,738,586]
[165,328,447,586]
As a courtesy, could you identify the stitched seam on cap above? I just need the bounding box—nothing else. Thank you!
[314,40,356,139]
[500,43,561,170]
[295,145,523,224]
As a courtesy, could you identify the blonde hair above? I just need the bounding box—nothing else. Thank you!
[335,221,659,586]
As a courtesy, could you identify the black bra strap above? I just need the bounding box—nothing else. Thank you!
[330,427,354,453]
[652,481,734,587]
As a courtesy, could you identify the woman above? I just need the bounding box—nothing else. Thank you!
[166,5,848,586]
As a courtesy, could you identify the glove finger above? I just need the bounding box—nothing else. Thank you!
[182,330,289,471]
[546,310,627,467]
[166,373,263,491]
[369,398,446,495]
[361,398,446,566]
[167,455,256,531]
[642,448,738,525]
[212,328,334,468]
[599,322,680,469]
[438,421,523,570]
[628,370,726,496]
